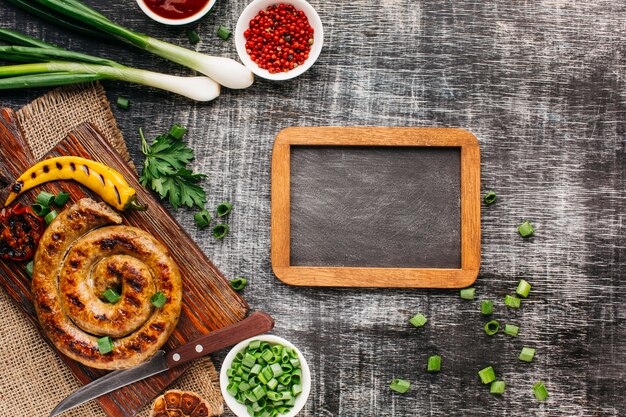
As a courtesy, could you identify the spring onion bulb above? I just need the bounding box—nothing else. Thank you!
[9,0,254,89]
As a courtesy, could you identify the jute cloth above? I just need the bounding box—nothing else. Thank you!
[0,83,223,417]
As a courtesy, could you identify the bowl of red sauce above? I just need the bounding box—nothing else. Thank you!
[235,0,323,80]
[136,0,216,25]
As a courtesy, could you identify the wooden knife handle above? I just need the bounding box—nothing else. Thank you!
[165,311,275,368]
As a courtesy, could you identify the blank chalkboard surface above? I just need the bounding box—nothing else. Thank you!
[271,127,480,288]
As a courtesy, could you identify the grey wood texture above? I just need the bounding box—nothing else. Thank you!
[290,146,461,268]
[0,1,624,416]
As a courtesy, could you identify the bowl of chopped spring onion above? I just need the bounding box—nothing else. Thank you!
[220,335,311,417]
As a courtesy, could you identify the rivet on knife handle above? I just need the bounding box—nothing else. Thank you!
[166,311,275,368]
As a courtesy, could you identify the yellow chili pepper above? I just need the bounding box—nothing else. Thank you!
[4,156,146,211]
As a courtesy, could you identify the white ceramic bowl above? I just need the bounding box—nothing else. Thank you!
[220,335,311,417]
[235,0,324,80]
[135,0,217,25]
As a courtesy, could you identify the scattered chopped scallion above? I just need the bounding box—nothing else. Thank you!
[150,291,167,308]
[217,25,232,40]
[230,277,247,291]
[31,203,50,217]
[490,380,506,395]
[389,378,411,393]
[102,288,121,304]
[36,191,55,206]
[518,221,535,237]
[97,336,113,354]
[54,191,71,206]
[503,324,519,337]
[427,355,441,372]
[187,29,201,45]
[460,287,475,300]
[516,279,532,298]
[484,191,497,205]
[26,260,34,277]
[519,347,536,363]
[44,210,58,225]
[194,209,212,229]
[168,124,187,140]
[409,313,427,328]
[481,300,494,315]
[484,320,500,336]
[216,202,233,217]
[478,366,496,384]
[116,96,130,110]
[505,294,521,308]
[213,223,229,239]
[533,381,549,401]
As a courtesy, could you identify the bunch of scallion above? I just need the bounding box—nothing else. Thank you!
[0,29,220,101]
[6,0,253,89]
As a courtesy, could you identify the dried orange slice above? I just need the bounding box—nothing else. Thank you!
[150,390,210,417]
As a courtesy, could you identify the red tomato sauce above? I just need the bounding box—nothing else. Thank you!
[143,0,209,20]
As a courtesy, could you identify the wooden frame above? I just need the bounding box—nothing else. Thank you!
[271,127,480,288]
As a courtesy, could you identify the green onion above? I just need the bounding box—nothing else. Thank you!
[194,209,212,229]
[505,294,521,309]
[116,96,130,110]
[230,277,247,291]
[36,191,55,206]
[54,190,70,206]
[519,347,536,363]
[478,366,496,384]
[227,340,303,415]
[217,25,232,40]
[490,380,505,395]
[483,191,497,205]
[97,336,113,354]
[25,260,34,277]
[0,30,221,101]
[460,287,475,300]
[409,313,427,328]
[503,324,519,337]
[186,29,200,45]
[44,210,58,225]
[389,378,411,393]
[31,203,50,217]
[150,291,167,308]
[102,288,120,304]
[427,355,441,372]
[518,221,535,237]
[213,223,229,239]
[8,1,253,89]
[516,279,531,298]
[168,124,187,140]
[484,320,499,336]
[481,300,493,315]
[216,202,233,217]
[532,381,549,401]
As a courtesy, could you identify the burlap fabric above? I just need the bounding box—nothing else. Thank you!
[0,83,223,417]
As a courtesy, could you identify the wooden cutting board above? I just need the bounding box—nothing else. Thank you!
[0,108,248,416]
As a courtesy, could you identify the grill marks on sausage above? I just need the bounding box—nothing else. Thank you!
[98,235,139,252]
[67,294,85,309]
[150,322,165,332]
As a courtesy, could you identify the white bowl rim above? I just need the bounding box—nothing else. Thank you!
[135,0,217,26]
[220,334,311,417]
[235,0,324,81]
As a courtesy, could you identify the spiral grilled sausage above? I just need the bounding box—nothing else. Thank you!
[32,198,182,370]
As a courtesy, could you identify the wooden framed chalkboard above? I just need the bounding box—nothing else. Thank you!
[271,127,480,288]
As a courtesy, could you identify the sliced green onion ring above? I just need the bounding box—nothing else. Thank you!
[102,288,121,304]
[150,291,167,308]
[44,210,58,225]
[503,324,519,337]
[216,202,233,217]
[97,336,113,354]
[194,209,212,229]
[54,190,71,206]
[533,381,549,401]
[490,380,505,395]
[478,366,496,384]
[230,277,247,291]
[427,355,441,372]
[516,279,532,298]
[505,294,521,308]
[31,203,51,217]
[26,260,34,277]
[116,96,130,110]
[460,287,475,300]
[484,320,499,336]
[389,378,411,393]
[409,313,427,328]
[217,25,232,40]
[213,223,229,239]
[519,347,536,362]
[483,191,497,205]
[481,300,494,315]
[36,190,55,206]
[518,221,535,237]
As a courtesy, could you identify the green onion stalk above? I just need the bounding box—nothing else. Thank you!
[7,0,254,89]
[0,40,220,101]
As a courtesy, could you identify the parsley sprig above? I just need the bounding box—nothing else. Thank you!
[139,125,207,209]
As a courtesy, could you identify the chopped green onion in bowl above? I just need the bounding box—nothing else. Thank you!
[220,335,311,417]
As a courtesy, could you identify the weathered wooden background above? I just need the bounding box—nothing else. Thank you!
[1,0,624,416]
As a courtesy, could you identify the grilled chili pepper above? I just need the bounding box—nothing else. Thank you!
[0,203,45,261]
[4,156,146,211]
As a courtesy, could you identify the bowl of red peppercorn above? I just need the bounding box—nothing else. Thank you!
[235,0,323,80]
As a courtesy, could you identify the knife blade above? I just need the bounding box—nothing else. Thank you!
[50,311,274,417]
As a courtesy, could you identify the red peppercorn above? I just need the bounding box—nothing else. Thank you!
[243,3,313,73]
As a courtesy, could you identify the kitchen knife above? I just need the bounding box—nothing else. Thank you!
[50,311,274,417]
